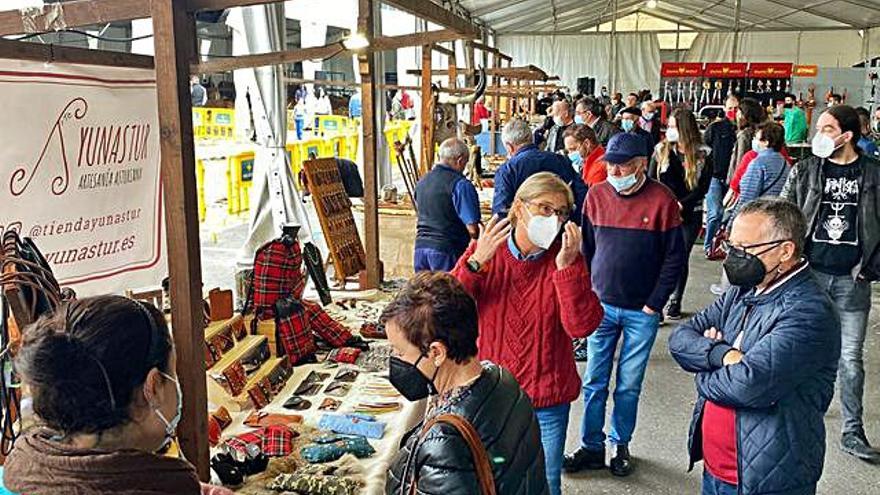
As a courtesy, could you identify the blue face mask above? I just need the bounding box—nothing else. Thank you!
[568,150,582,164]
[607,173,638,192]
[751,138,764,153]
[574,115,585,125]
[621,119,635,132]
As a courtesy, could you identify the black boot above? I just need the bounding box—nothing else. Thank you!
[562,447,605,473]
[665,300,682,320]
[841,431,880,463]
[609,444,634,477]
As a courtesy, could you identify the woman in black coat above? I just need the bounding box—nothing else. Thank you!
[649,108,713,320]
[382,273,548,495]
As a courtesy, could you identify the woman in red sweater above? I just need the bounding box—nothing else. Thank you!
[451,172,603,495]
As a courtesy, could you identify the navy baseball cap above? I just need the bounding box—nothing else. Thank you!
[604,132,648,164]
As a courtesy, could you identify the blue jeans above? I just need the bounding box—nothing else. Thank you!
[294,117,305,140]
[580,303,660,450]
[702,470,737,495]
[413,247,461,272]
[535,403,569,495]
[812,270,872,435]
[704,177,727,252]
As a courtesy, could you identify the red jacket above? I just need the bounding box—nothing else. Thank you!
[582,145,608,186]
[452,240,603,408]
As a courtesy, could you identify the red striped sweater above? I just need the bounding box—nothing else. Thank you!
[451,240,603,408]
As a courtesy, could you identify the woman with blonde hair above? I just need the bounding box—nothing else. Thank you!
[451,172,603,495]
[649,108,713,319]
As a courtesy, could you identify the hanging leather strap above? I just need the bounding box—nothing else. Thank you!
[406,413,497,495]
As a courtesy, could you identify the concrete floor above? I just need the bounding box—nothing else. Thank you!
[200,221,880,495]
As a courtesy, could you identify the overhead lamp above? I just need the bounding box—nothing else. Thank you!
[342,33,370,50]
[646,0,658,8]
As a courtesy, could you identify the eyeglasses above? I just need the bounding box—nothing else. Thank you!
[526,200,570,219]
[722,239,789,255]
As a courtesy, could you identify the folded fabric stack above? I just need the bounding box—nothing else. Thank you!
[268,472,361,494]
[300,434,375,464]
[318,413,385,440]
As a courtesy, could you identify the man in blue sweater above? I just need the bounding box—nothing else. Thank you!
[565,132,686,477]
[492,119,587,224]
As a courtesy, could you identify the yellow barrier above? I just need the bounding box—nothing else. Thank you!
[227,152,254,215]
[315,115,349,135]
[384,119,415,164]
[196,159,206,222]
[193,107,235,140]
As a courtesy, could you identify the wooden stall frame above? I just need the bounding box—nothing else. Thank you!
[0,0,482,480]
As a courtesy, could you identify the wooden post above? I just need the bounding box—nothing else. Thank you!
[490,51,501,155]
[358,0,380,288]
[150,0,208,480]
[420,44,434,175]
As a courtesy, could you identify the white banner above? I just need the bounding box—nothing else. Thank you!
[0,59,165,296]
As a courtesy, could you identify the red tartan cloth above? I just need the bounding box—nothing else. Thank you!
[224,425,298,457]
[251,239,352,363]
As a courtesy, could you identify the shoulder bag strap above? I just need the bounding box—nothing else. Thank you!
[406,413,497,495]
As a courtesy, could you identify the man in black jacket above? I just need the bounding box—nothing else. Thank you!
[576,97,620,147]
[703,109,737,254]
[782,105,880,463]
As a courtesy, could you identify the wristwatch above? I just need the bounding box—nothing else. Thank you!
[466,257,483,273]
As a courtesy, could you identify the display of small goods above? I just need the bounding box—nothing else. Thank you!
[302,158,366,282]
[210,340,412,493]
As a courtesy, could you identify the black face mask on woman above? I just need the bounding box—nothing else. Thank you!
[389,355,438,401]
[722,239,786,288]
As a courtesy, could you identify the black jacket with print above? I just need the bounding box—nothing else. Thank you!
[782,153,880,281]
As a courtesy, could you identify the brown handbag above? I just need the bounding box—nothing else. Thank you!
[209,288,234,321]
[406,413,496,495]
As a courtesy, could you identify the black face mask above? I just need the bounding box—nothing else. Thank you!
[783,103,793,109]
[722,239,786,288]
[389,355,437,401]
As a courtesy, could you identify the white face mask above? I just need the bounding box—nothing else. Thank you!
[524,207,562,250]
[811,132,843,159]
[153,372,182,452]
[553,116,565,127]
[666,127,679,143]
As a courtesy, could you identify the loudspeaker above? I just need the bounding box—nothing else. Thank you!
[577,77,595,96]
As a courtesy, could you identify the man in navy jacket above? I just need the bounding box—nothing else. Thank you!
[669,197,840,495]
[492,118,587,224]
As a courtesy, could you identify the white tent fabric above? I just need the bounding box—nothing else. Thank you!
[228,5,314,277]
[497,33,662,95]
[685,30,878,68]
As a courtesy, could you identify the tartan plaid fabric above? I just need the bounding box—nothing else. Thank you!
[223,425,297,457]
[250,238,352,363]
[251,239,305,316]
[302,300,351,347]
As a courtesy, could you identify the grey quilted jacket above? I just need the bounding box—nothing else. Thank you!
[669,267,840,495]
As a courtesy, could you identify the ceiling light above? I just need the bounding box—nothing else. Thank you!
[342,33,370,50]
[646,0,658,8]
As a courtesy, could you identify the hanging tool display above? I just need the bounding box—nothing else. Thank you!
[393,136,421,213]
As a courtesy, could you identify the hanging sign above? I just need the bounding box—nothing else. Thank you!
[660,62,704,77]
[0,59,165,296]
[748,63,793,78]
[793,64,819,77]
[704,63,748,78]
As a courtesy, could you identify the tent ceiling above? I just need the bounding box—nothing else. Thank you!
[459,0,880,33]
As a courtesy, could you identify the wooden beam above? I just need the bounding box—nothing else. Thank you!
[359,0,380,289]
[470,41,512,61]
[150,0,208,480]
[0,0,287,36]
[431,44,455,57]
[193,29,464,74]
[0,0,149,36]
[0,38,154,69]
[407,66,551,80]
[490,49,500,154]
[420,44,433,176]
[383,0,480,37]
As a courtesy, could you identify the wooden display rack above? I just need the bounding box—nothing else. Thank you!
[204,314,289,412]
[302,158,367,283]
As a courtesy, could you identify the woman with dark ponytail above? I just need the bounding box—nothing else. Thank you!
[3,295,229,495]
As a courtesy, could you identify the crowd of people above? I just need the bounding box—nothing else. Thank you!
[407,88,879,495]
[2,86,878,495]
